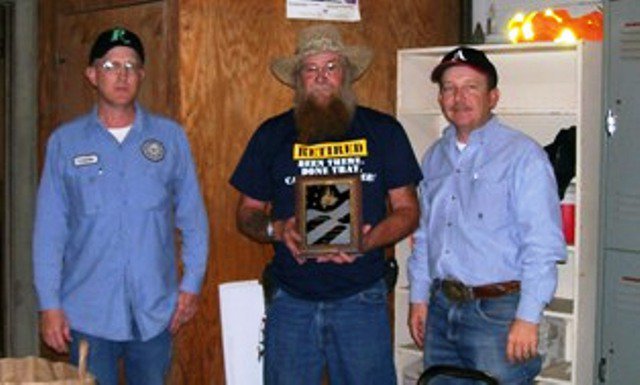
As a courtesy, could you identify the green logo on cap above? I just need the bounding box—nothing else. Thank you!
[110,28,130,44]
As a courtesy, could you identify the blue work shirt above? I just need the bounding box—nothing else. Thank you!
[408,116,566,323]
[33,105,209,341]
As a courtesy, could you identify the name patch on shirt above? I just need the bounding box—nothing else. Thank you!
[293,139,368,160]
[73,154,99,167]
[141,139,165,162]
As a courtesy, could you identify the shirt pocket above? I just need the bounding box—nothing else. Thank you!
[468,170,510,230]
[131,166,172,210]
[422,173,453,209]
[65,164,105,215]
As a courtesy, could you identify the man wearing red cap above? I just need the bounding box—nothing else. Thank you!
[32,27,208,385]
[408,46,566,384]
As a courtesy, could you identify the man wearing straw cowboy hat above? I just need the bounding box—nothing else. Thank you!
[32,27,208,385]
[231,24,422,384]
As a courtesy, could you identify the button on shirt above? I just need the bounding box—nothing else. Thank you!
[33,105,208,341]
[408,116,566,323]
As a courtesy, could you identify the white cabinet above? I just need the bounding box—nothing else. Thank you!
[394,42,602,385]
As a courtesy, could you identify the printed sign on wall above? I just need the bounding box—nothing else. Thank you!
[287,0,361,22]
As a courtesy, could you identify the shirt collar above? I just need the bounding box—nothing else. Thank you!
[85,102,147,138]
[444,114,499,146]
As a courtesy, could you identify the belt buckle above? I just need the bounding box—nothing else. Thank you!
[442,280,472,302]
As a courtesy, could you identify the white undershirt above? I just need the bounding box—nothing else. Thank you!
[108,125,132,143]
[456,140,468,151]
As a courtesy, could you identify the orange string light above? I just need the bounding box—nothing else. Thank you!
[507,8,603,44]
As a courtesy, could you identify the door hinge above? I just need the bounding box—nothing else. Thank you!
[598,357,607,383]
[55,52,66,66]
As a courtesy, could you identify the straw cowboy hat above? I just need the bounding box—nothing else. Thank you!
[271,24,373,87]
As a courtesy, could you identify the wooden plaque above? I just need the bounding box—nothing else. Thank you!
[295,174,362,257]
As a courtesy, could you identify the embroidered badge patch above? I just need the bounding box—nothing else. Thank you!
[73,154,99,167]
[141,139,165,162]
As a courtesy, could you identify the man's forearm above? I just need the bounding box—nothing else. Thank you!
[362,206,418,252]
[237,206,272,243]
[362,185,419,252]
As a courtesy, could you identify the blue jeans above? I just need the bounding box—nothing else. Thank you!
[423,289,541,385]
[264,279,396,385]
[69,329,171,385]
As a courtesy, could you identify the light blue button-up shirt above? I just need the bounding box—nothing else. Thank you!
[33,105,208,341]
[408,116,566,323]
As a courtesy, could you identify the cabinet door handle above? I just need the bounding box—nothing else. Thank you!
[598,357,607,383]
[621,276,640,284]
[606,109,617,137]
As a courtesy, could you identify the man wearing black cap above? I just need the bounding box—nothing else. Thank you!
[32,27,208,385]
[407,47,566,383]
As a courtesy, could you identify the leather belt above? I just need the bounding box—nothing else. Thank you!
[436,279,520,302]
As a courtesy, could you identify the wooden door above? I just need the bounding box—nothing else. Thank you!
[0,1,9,358]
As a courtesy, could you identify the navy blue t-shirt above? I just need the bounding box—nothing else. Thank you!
[230,106,422,300]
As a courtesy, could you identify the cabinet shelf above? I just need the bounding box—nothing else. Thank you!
[545,298,574,319]
[537,361,572,384]
[398,109,578,117]
[397,109,443,116]
[398,343,421,355]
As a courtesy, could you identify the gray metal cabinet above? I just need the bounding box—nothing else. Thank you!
[599,1,640,384]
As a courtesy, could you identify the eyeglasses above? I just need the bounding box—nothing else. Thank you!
[440,83,486,98]
[301,61,342,78]
[98,60,141,74]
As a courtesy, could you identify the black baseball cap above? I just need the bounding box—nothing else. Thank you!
[430,46,498,89]
[88,27,145,65]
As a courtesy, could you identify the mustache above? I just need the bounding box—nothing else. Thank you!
[450,103,471,111]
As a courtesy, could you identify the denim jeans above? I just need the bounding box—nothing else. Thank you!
[423,289,541,385]
[69,329,171,385]
[264,279,396,385]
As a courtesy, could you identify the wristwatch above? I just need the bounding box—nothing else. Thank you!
[266,221,275,240]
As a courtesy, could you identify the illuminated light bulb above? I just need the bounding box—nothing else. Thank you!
[522,11,539,41]
[554,28,578,44]
[544,8,563,23]
[507,12,526,43]
[507,12,525,28]
[508,28,520,43]
[522,21,535,40]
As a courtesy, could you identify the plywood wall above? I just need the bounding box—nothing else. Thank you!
[174,1,460,383]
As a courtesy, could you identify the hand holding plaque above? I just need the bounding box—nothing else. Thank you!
[295,174,363,257]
